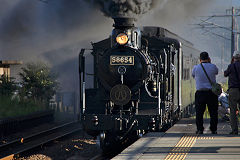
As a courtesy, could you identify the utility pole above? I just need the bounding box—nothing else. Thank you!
[227,7,240,57]
[195,7,240,60]
[231,7,235,57]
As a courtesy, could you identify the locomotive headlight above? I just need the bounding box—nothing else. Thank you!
[116,33,128,45]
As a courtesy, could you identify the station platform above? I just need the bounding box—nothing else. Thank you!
[112,118,240,160]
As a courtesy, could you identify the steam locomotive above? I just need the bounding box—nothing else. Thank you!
[79,17,199,151]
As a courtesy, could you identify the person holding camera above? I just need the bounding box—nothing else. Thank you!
[192,52,219,134]
[224,51,240,135]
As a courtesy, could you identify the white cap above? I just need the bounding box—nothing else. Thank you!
[233,50,240,59]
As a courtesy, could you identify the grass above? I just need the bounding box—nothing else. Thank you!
[0,96,48,119]
[221,81,228,93]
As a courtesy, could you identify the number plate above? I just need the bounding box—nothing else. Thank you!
[110,56,134,65]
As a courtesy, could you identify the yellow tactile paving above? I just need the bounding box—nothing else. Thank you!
[164,134,198,160]
[197,137,214,140]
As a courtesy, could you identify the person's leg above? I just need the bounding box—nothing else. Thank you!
[207,91,218,133]
[195,91,206,132]
[229,88,239,134]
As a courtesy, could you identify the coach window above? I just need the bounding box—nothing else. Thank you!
[183,68,190,80]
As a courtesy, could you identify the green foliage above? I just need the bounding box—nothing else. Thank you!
[0,96,46,119]
[19,63,58,104]
[0,63,58,119]
[221,81,228,92]
[0,75,16,96]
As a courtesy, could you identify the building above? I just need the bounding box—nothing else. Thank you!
[0,60,22,78]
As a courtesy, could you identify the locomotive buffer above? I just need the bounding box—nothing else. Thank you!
[113,117,240,160]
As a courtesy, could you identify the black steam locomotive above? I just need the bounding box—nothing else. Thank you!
[79,17,199,151]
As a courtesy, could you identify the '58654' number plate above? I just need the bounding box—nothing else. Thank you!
[110,56,134,65]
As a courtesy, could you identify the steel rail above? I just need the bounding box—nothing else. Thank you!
[0,121,82,159]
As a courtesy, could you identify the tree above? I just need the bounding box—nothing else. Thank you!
[0,75,16,97]
[19,63,58,104]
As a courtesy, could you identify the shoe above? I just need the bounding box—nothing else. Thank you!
[229,131,238,135]
[196,130,203,134]
[211,131,217,134]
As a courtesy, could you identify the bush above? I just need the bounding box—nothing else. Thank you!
[19,63,58,105]
[0,96,47,119]
[0,75,16,97]
[0,62,58,119]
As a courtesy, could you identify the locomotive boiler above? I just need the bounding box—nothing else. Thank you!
[79,17,199,152]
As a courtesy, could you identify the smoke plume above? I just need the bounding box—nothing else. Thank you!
[138,0,219,49]
[0,0,230,91]
[0,0,112,91]
[88,0,159,17]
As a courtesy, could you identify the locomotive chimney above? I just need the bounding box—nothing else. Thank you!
[111,17,141,48]
[113,17,135,29]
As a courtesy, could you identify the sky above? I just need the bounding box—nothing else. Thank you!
[0,0,240,91]
[232,0,240,6]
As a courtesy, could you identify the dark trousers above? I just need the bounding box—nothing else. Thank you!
[229,88,240,133]
[195,90,218,132]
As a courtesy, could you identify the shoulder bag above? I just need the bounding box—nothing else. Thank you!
[200,63,222,96]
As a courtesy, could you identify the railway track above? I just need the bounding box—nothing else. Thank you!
[0,121,82,160]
